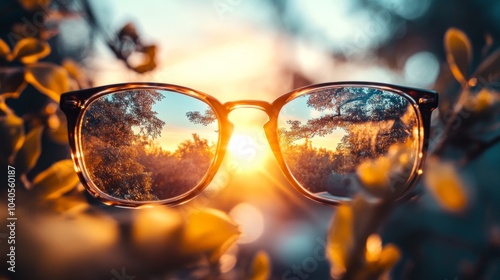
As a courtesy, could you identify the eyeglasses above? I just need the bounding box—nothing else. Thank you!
[60,82,438,208]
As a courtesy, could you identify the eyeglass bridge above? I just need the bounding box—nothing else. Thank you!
[224,100,274,113]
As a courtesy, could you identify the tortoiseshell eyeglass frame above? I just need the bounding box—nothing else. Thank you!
[60,81,438,208]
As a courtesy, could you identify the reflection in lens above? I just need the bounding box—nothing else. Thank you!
[278,86,419,200]
[80,89,219,201]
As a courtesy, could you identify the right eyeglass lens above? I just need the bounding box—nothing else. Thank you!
[79,89,220,202]
[277,86,421,200]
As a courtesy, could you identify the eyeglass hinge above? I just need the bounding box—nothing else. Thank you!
[418,97,436,105]
[62,97,81,108]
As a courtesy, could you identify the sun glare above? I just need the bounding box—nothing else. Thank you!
[226,132,267,172]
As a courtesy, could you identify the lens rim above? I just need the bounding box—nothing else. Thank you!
[266,82,437,205]
[61,83,233,207]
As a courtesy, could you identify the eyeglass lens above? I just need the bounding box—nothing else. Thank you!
[79,86,420,202]
[278,87,419,200]
[81,89,219,201]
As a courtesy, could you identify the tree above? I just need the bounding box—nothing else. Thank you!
[186,109,217,126]
[81,89,165,201]
[279,87,417,197]
[138,133,215,199]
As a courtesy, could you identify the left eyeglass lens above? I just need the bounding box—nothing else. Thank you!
[79,89,220,202]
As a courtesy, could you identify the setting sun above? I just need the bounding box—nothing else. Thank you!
[226,132,268,172]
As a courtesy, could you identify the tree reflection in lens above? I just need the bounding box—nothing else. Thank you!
[81,90,218,201]
[278,87,419,199]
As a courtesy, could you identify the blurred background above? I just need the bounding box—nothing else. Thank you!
[1,0,499,279]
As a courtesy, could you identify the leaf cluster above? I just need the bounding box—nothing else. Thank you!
[325,28,500,280]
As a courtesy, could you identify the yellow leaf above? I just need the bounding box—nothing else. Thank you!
[465,88,496,113]
[444,28,472,85]
[25,62,69,101]
[365,234,382,263]
[424,157,468,213]
[0,39,11,60]
[473,50,500,81]
[17,0,51,11]
[32,159,79,199]
[131,45,157,74]
[46,190,88,214]
[13,126,43,175]
[0,105,25,163]
[248,251,271,280]
[357,156,392,197]
[377,244,401,271]
[327,203,353,278]
[62,59,80,78]
[351,195,382,243]
[62,59,88,86]
[11,37,50,64]
[182,208,240,262]
[31,212,119,262]
[0,68,27,99]
[132,207,184,257]
[47,115,68,144]
[364,243,401,279]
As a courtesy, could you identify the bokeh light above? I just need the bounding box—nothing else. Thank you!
[229,203,265,244]
[404,51,440,87]
[375,0,432,20]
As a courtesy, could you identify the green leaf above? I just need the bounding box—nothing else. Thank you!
[0,103,25,163]
[11,37,51,64]
[248,251,271,280]
[25,62,69,101]
[444,28,472,85]
[473,50,500,81]
[32,159,79,199]
[13,126,44,175]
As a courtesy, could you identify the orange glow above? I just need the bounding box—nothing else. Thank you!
[365,233,382,262]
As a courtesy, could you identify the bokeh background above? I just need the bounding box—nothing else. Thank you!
[1,0,500,279]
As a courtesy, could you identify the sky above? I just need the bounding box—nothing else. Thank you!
[85,0,440,99]
[151,90,219,151]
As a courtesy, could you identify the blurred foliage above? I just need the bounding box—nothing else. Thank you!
[326,27,500,279]
[248,251,271,280]
[0,1,252,279]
